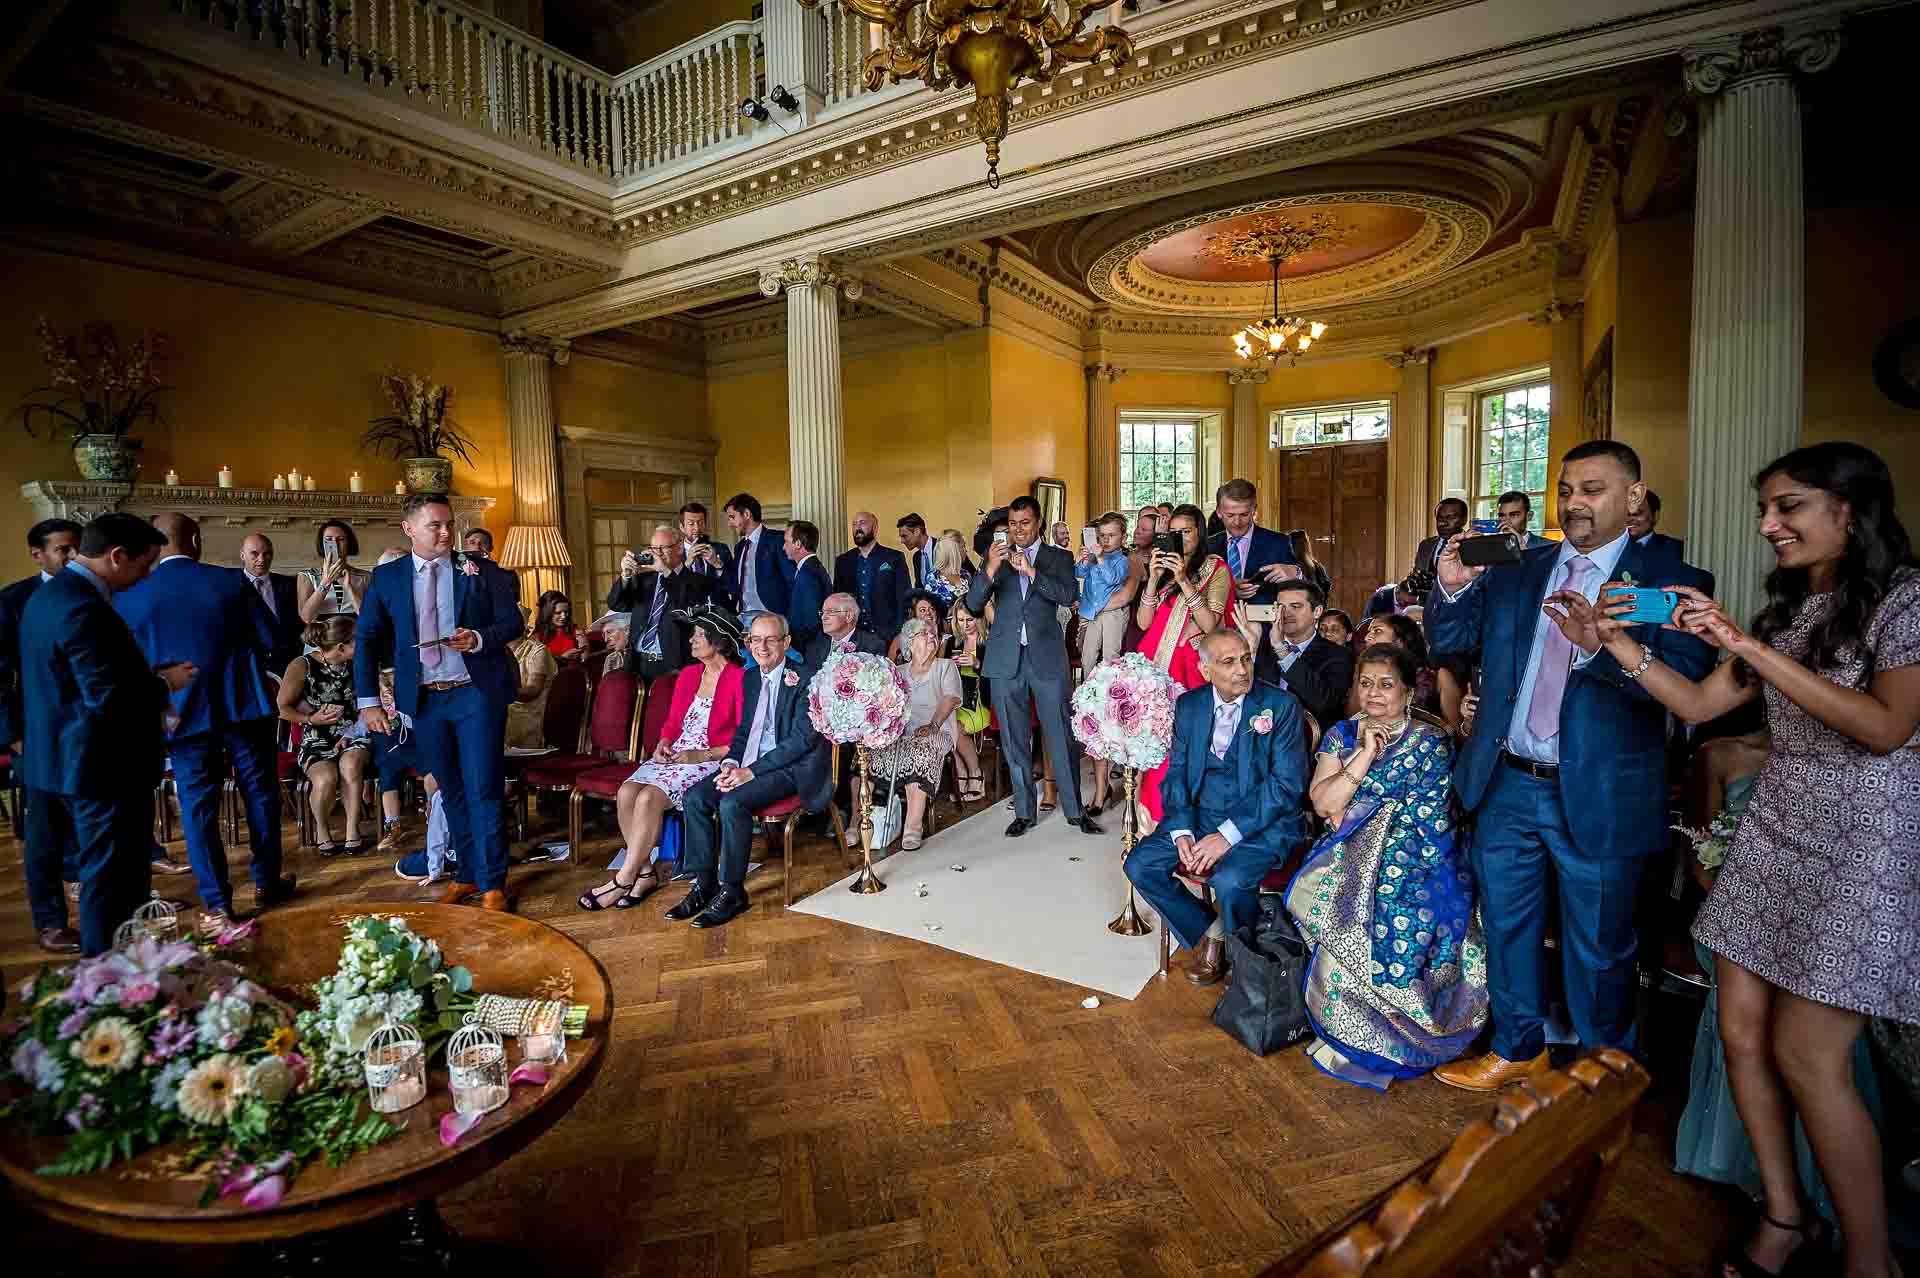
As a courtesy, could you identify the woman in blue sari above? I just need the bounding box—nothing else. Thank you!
[1286,644,1489,1089]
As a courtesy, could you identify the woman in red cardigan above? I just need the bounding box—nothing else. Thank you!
[578,608,746,910]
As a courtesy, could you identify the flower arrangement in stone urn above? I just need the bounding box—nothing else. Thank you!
[807,650,911,893]
[360,370,478,494]
[15,317,169,481]
[1071,652,1181,936]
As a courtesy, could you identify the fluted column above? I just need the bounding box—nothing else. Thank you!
[762,254,861,562]
[501,332,566,528]
[1227,367,1268,490]
[764,0,826,123]
[1536,301,1585,529]
[1385,348,1432,578]
[1086,363,1123,516]
[1682,23,1841,626]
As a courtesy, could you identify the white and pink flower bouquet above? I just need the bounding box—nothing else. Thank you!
[1071,653,1180,770]
[1,930,395,1203]
[808,650,912,749]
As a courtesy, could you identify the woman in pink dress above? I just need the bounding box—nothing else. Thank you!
[1568,443,1917,1278]
[1131,502,1235,821]
[578,610,745,911]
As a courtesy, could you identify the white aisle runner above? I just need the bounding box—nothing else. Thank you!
[788,806,1165,999]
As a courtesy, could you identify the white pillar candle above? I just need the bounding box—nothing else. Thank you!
[302,476,317,492]
[349,471,363,493]
[164,469,179,486]
[272,475,287,491]
[217,465,233,488]
[395,480,408,495]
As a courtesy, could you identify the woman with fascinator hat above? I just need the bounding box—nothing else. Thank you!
[579,605,747,911]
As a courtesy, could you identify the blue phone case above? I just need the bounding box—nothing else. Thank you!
[1614,587,1679,625]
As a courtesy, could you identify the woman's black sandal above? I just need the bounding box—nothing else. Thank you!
[612,868,661,909]
[1715,1208,1829,1278]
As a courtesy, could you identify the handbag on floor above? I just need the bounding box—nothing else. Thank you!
[1211,896,1312,1057]
[866,775,905,850]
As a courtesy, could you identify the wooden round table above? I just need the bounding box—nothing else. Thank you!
[0,904,610,1259]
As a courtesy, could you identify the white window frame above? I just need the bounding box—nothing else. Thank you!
[1268,398,1392,450]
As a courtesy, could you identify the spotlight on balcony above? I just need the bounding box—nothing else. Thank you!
[769,83,800,114]
[739,96,771,124]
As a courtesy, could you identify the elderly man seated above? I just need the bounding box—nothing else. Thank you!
[1123,631,1308,985]
[802,591,885,667]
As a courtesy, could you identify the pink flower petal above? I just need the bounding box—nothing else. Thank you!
[242,1175,286,1210]
[439,1109,485,1147]
[508,1063,550,1087]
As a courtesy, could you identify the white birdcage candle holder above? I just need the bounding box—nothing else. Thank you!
[111,919,142,950]
[363,1021,428,1114]
[447,1016,508,1116]
[133,896,180,943]
[519,1000,568,1067]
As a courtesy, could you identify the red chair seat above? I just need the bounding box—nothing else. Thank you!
[1260,866,1290,893]
[277,751,298,781]
[522,755,605,788]
[574,761,633,800]
[755,794,804,819]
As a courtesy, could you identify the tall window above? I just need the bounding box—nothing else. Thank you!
[1271,399,1391,449]
[1473,381,1550,529]
[1118,414,1199,511]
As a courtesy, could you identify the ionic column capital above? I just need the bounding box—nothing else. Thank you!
[1384,348,1433,369]
[1226,367,1269,386]
[1682,23,1843,96]
[759,254,863,301]
[501,331,569,364]
[1086,362,1125,383]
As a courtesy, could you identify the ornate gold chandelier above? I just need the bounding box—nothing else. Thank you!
[799,1,1135,188]
[1203,212,1341,362]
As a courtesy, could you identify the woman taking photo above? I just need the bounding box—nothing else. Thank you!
[278,616,372,854]
[534,590,581,661]
[1134,502,1234,818]
[868,617,963,851]
[1568,442,1917,1278]
[296,519,371,623]
[890,590,949,663]
[1287,643,1487,1089]
[579,610,745,910]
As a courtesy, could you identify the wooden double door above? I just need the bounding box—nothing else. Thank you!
[1270,441,1387,622]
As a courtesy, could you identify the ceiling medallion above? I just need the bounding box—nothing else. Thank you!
[797,1,1134,189]
[1225,214,1340,363]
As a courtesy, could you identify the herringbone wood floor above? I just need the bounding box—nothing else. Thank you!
[0,791,1742,1275]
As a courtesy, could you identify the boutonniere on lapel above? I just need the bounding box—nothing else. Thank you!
[783,669,800,688]
[451,552,480,577]
[1248,709,1275,736]
[1619,570,1637,587]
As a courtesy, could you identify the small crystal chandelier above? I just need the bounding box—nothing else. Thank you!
[1233,252,1328,363]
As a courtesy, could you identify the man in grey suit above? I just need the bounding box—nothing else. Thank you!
[965,496,1102,838]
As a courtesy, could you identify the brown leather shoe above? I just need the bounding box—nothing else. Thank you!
[1432,1049,1551,1092]
[151,857,192,876]
[376,818,413,854]
[436,881,480,905]
[478,890,511,913]
[1186,936,1228,986]
[37,926,80,954]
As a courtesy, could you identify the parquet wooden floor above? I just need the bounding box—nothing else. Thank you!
[0,792,1742,1275]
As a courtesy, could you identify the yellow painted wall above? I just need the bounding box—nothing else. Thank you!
[1583,230,1618,368]
[707,366,790,506]
[0,246,515,563]
[613,0,757,68]
[551,354,706,437]
[1259,356,1400,414]
[1427,319,1553,520]
[989,332,1087,527]
[1804,202,1920,532]
[1118,370,1231,415]
[1613,213,1695,536]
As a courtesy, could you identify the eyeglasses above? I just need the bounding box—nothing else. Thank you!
[746,635,784,649]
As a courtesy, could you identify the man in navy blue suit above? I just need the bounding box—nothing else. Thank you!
[723,492,794,621]
[117,514,294,928]
[1210,479,1298,608]
[1125,630,1308,984]
[2,517,85,951]
[237,532,305,677]
[1495,491,1553,551]
[1426,440,1715,1091]
[1627,489,1686,562]
[783,520,833,653]
[354,495,525,912]
[678,501,734,607]
[669,612,831,928]
[21,514,193,955]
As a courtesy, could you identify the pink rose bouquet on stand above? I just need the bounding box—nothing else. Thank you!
[807,651,912,893]
[1071,653,1181,937]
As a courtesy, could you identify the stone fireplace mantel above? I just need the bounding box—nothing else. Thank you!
[21,482,496,573]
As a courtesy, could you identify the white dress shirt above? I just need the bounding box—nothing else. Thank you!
[1170,689,1248,848]
[1275,630,1316,674]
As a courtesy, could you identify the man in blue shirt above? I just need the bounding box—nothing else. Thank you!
[832,511,908,645]
[1074,512,1138,814]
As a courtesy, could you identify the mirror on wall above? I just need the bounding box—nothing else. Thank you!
[1032,476,1066,529]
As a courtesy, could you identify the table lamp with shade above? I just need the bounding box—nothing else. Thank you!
[498,524,571,610]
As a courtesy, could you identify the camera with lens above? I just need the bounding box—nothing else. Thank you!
[1400,568,1437,597]
[635,550,656,567]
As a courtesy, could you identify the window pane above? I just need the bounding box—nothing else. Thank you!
[1175,456,1194,483]
[1526,457,1547,491]
[1481,393,1504,426]
[1174,422,1194,450]
[1151,422,1170,451]
[1528,384,1551,419]
[1354,413,1389,440]
[1527,420,1549,457]
[1474,498,1496,522]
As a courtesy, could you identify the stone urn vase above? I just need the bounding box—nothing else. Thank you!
[73,434,142,481]
[402,456,453,494]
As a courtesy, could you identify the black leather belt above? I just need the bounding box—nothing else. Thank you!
[421,679,472,693]
[1500,750,1559,780]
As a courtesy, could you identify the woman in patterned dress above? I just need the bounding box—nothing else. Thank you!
[1572,443,1917,1278]
[1286,643,1487,1089]
[948,600,989,802]
[277,616,373,855]
[578,611,745,911]
[868,618,963,851]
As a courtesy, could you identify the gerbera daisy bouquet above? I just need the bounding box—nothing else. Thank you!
[1,931,394,1203]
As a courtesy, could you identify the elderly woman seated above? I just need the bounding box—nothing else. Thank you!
[867,616,963,851]
[590,611,633,673]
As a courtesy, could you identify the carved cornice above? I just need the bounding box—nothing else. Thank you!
[21,481,494,524]
[1086,363,1125,383]
[314,235,497,306]
[757,255,863,299]
[1553,97,1649,251]
[1384,348,1433,368]
[1226,367,1270,385]
[1682,23,1845,96]
[1531,300,1584,326]
[228,184,325,239]
[930,245,1094,331]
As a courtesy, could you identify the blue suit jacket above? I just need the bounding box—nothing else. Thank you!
[688,539,735,608]
[1425,538,1715,858]
[235,569,304,675]
[733,527,796,618]
[21,568,168,796]
[116,557,278,740]
[788,556,833,651]
[1207,526,1297,605]
[0,573,42,747]
[728,660,832,810]
[352,553,524,718]
[1160,682,1308,862]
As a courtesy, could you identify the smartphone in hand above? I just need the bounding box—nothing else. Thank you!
[1612,587,1682,625]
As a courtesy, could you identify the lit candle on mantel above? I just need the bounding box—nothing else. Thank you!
[287,467,304,489]
[303,476,317,492]
[217,465,233,489]
[349,471,363,494]
[394,480,407,495]
[164,469,179,486]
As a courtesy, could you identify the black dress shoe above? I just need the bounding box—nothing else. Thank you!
[664,882,716,921]
[1071,815,1104,835]
[37,926,80,954]
[255,874,299,908]
[689,887,749,929]
[1005,817,1033,838]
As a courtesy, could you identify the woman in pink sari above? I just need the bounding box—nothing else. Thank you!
[1132,502,1236,820]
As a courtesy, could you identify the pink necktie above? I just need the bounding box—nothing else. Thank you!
[253,574,275,618]
[421,560,443,669]
[1526,555,1595,739]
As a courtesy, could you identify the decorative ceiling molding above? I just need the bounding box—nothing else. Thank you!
[247,196,382,256]
[1552,95,1650,252]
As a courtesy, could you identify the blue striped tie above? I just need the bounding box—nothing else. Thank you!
[1227,536,1243,581]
